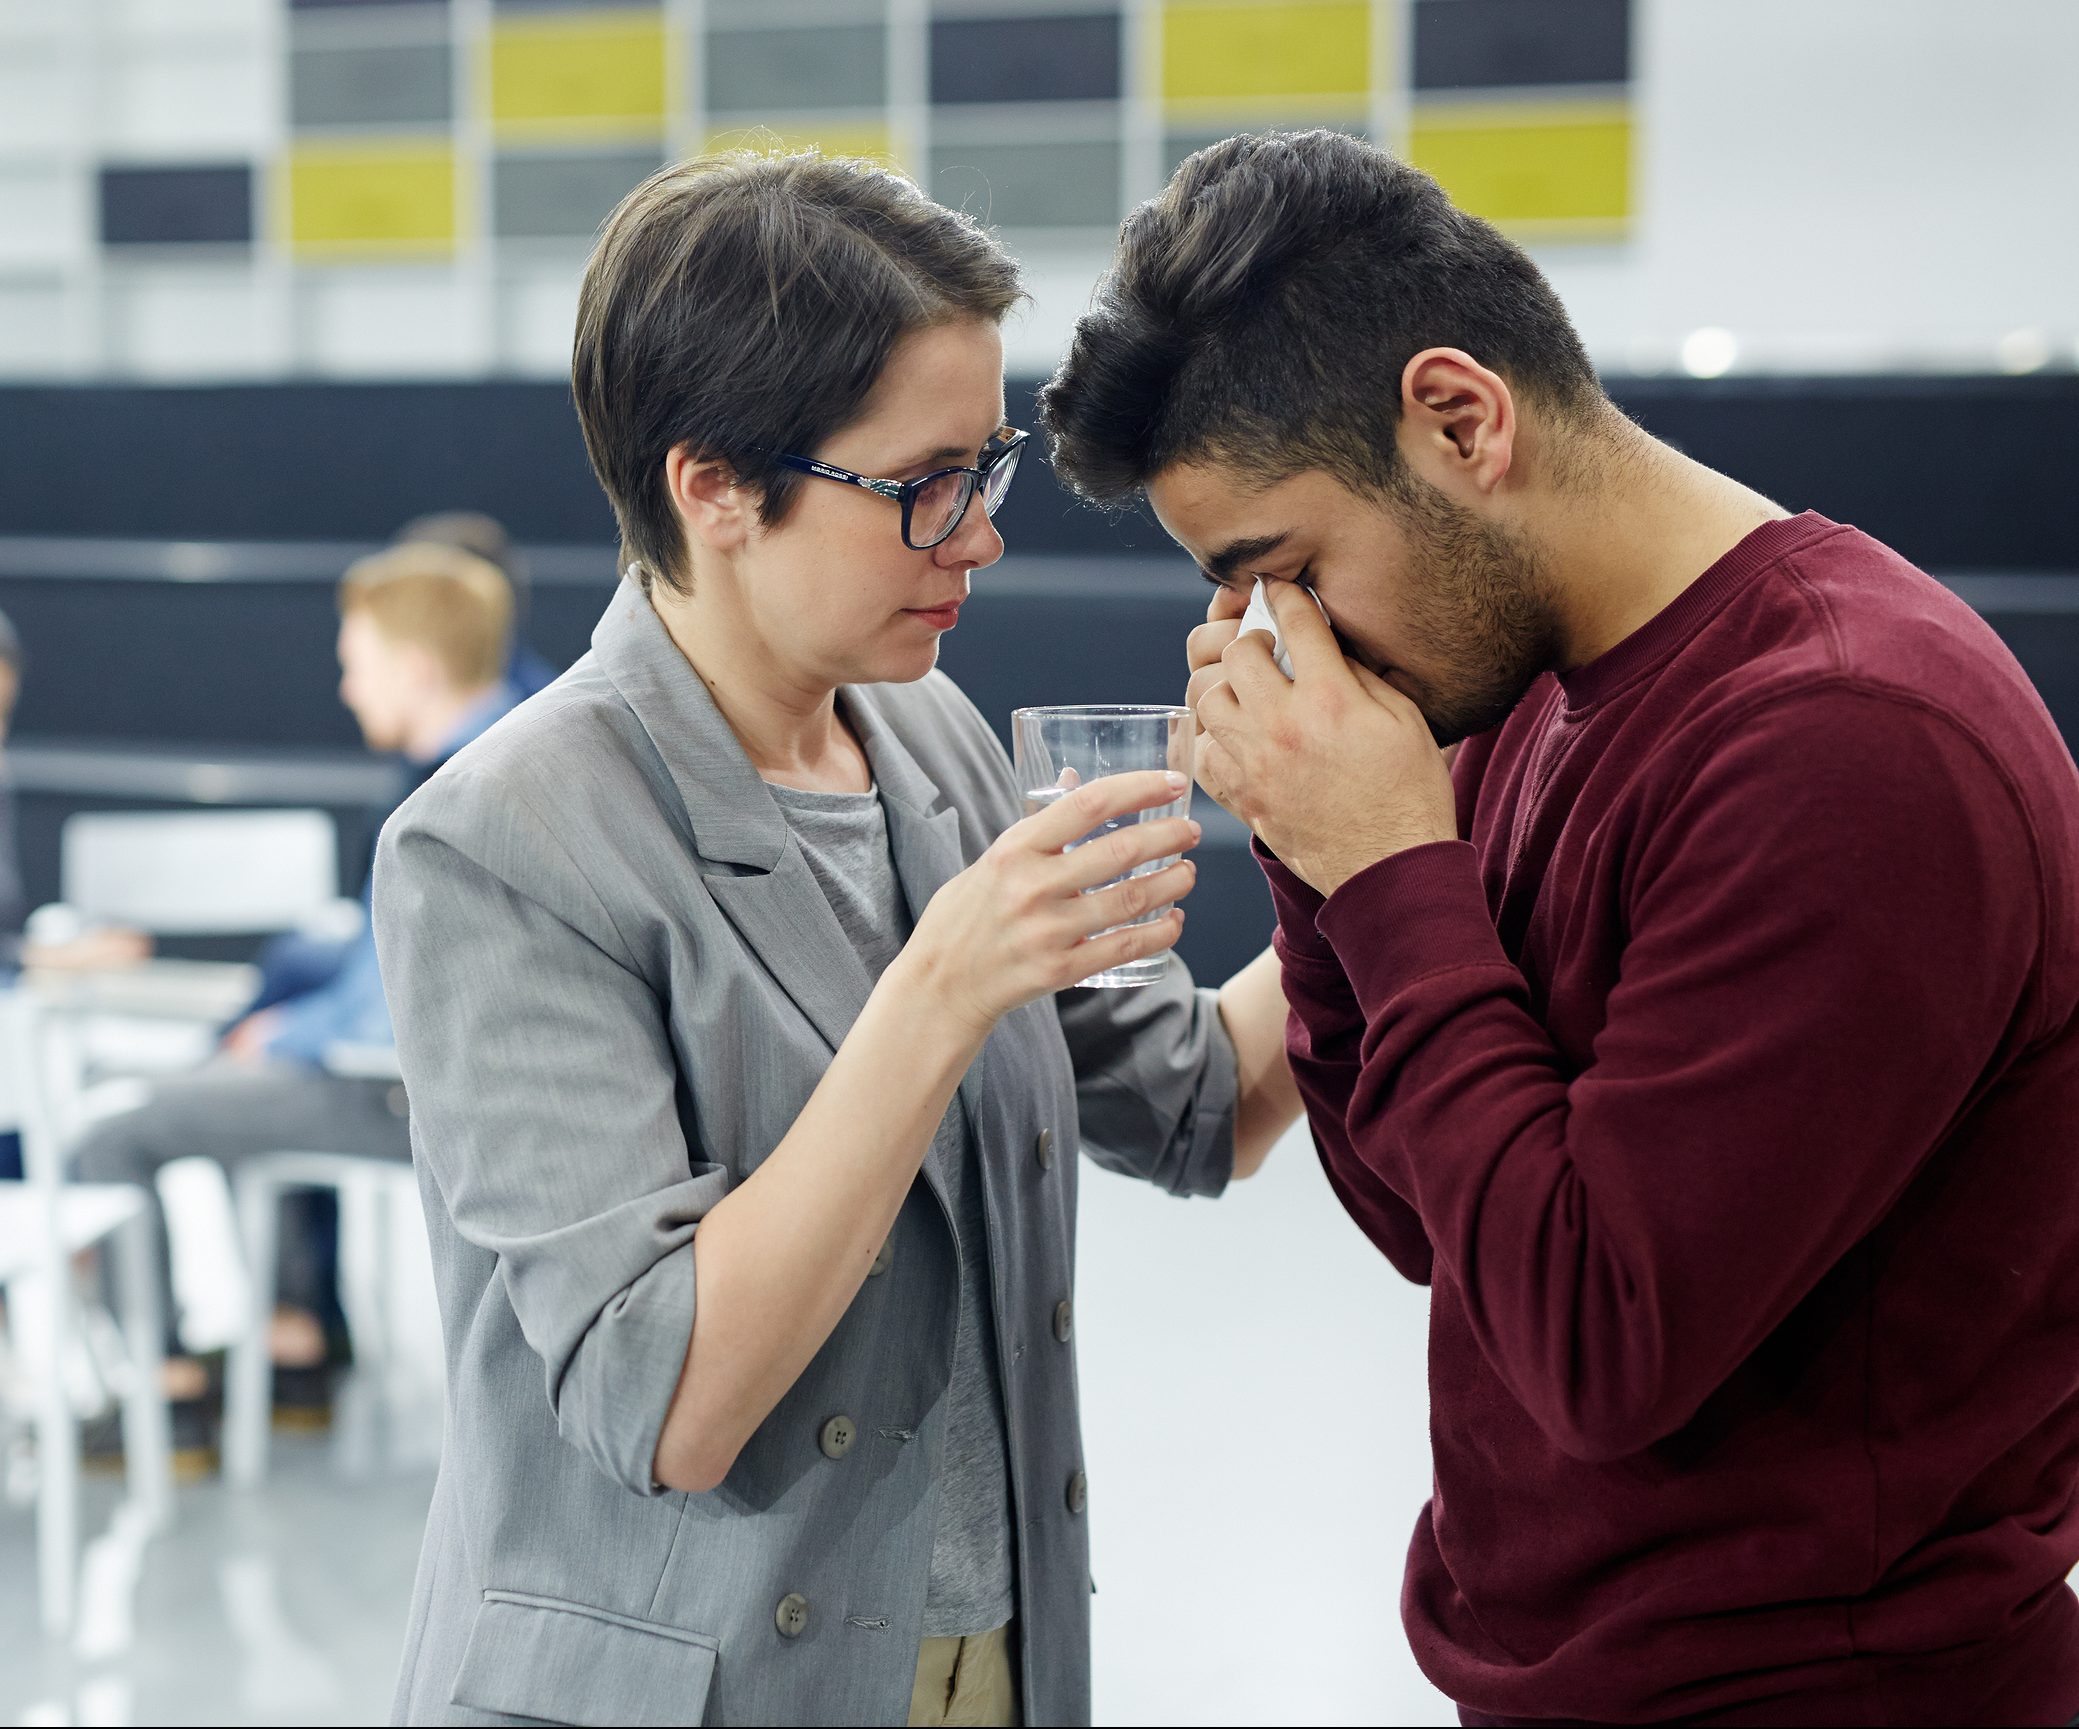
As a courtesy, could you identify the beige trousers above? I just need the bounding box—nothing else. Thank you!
[908,1623,1020,1728]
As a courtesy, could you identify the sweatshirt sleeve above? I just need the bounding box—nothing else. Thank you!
[1258,841,1434,1285]
[1309,683,2042,1462]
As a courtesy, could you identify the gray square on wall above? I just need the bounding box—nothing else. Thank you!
[291,42,453,128]
[495,150,664,239]
[705,24,888,115]
[930,138,1120,230]
[1412,0,1630,91]
[930,13,1122,106]
[101,164,254,246]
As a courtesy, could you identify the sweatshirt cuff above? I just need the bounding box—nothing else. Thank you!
[1315,840,1510,1016]
[1253,837,1337,967]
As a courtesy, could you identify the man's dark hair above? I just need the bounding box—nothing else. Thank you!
[1040,130,1603,506]
[574,152,1023,594]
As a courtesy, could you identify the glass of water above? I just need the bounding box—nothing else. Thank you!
[1011,704,1197,989]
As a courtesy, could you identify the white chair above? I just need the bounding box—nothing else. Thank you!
[50,807,438,1487]
[46,804,349,1370]
[224,1135,431,1489]
[0,991,172,1638]
[224,1042,437,1488]
[58,808,341,936]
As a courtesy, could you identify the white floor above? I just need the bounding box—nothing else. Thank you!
[1077,1119,1453,1726]
[2,1119,1452,1727]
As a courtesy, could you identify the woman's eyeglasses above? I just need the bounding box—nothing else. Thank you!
[773,425,1028,551]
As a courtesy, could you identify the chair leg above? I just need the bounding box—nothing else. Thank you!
[334,1176,384,1479]
[26,1265,80,1638]
[224,1169,281,1489]
[111,1208,172,1527]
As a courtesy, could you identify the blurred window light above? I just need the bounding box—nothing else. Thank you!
[1995,328,2053,375]
[1680,327,1739,378]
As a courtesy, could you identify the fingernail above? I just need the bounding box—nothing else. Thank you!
[1166,770,1188,790]
[1188,821,1203,841]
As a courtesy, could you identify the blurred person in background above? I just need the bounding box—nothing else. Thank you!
[393,508,561,700]
[1043,129,2079,1729]
[70,544,516,1442]
[0,608,152,1180]
[374,152,1300,1729]
[240,514,553,1024]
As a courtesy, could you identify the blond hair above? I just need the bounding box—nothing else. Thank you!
[338,543,514,689]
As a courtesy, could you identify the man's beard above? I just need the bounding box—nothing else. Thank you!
[1374,479,1561,747]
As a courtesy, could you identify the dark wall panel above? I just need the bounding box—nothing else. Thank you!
[1413,0,1631,91]
[930,13,1122,104]
[99,165,254,247]
[1,374,2075,569]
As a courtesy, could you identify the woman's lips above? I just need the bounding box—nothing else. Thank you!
[905,601,964,630]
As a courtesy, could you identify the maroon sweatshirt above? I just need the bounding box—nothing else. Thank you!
[1261,514,2079,1726]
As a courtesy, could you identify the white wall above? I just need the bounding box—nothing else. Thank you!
[1005,0,2079,378]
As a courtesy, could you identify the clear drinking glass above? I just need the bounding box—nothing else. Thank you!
[1011,704,1196,989]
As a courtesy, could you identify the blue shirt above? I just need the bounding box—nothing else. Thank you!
[264,689,516,1069]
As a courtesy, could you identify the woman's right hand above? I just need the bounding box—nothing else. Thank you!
[892,769,1202,1038]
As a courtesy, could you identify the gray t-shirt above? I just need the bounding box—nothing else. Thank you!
[766,780,1017,1638]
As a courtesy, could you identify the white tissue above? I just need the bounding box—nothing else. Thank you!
[1239,577,1330,679]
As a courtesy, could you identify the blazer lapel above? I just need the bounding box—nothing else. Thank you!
[591,579,873,1056]
[850,687,992,1140]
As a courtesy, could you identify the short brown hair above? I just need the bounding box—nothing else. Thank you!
[572,151,1023,595]
[338,543,513,689]
[1041,130,1602,505]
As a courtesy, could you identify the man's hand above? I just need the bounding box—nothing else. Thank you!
[1191,581,1457,895]
[1183,585,1250,820]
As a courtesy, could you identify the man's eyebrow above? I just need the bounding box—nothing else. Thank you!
[1199,532,1291,587]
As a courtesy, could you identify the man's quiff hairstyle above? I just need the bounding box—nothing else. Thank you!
[573,151,1023,595]
[1039,130,1604,505]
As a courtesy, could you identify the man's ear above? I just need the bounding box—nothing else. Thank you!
[1398,348,1517,500]
[665,445,756,554]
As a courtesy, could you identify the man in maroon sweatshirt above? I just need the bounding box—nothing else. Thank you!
[1039,131,2079,1726]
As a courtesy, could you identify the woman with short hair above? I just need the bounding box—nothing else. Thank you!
[374,152,1298,1728]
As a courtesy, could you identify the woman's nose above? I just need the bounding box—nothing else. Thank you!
[940,489,1006,570]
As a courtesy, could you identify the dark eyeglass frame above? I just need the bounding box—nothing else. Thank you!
[773,425,1029,551]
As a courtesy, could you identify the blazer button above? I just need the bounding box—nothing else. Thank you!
[819,1415,856,1460]
[1066,1469,1088,1516]
[869,1236,894,1277]
[775,1593,810,1639]
[1053,1299,1073,1343]
[1034,1129,1055,1172]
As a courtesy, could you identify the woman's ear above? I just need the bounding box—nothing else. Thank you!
[665,445,755,554]
[1398,347,1517,500]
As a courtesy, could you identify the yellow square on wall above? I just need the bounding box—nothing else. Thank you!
[287,142,457,256]
[490,9,668,139]
[1162,1,1371,110]
[1410,102,1633,237]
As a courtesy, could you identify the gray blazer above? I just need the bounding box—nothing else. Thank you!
[372,580,1238,1727]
